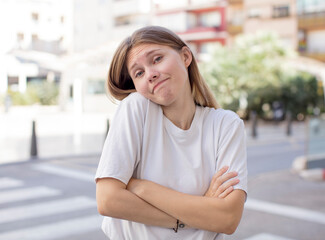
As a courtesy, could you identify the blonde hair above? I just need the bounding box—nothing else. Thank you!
[107,26,218,108]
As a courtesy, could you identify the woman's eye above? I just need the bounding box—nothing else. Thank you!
[154,56,162,63]
[135,71,144,78]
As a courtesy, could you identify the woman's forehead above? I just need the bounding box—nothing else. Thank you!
[127,44,169,69]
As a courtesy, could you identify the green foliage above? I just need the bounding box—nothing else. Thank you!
[201,31,324,120]
[5,81,59,106]
[282,72,322,116]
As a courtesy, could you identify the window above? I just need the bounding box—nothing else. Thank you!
[114,16,131,26]
[199,11,221,28]
[31,12,39,21]
[273,5,290,18]
[248,8,261,18]
[87,79,105,94]
[17,33,24,41]
[32,34,38,41]
[297,0,325,14]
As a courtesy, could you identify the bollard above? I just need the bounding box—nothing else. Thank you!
[286,111,292,136]
[5,95,12,113]
[251,111,258,138]
[30,120,38,159]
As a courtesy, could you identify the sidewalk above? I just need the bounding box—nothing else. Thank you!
[0,105,115,165]
[228,168,325,240]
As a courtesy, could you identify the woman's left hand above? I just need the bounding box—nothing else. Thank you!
[204,166,240,199]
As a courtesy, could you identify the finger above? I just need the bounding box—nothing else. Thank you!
[218,186,234,198]
[214,178,239,196]
[216,171,238,186]
[222,178,240,191]
[211,166,229,184]
[211,169,236,193]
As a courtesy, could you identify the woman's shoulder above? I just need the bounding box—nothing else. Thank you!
[205,107,241,121]
[117,92,161,119]
[118,92,149,110]
[202,107,243,129]
[112,92,149,120]
[121,92,148,104]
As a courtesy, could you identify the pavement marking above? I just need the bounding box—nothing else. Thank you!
[0,214,103,240]
[33,164,94,182]
[0,186,61,205]
[245,198,325,225]
[0,196,97,224]
[243,233,295,240]
[0,177,24,189]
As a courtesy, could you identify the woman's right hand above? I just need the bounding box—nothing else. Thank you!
[204,166,240,199]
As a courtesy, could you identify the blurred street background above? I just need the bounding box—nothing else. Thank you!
[1,0,325,239]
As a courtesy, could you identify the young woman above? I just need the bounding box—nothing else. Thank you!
[95,26,247,240]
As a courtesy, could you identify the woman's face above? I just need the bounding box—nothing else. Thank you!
[126,44,192,107]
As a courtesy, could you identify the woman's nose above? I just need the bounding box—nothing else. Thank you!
[148,70,159,83]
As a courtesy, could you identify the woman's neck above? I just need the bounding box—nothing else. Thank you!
[162,97,196,130]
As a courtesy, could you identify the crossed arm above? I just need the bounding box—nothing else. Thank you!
[96,166,246,234]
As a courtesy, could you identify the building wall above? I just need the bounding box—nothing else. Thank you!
[0,0,73,55]
[244,0,298,49]
[73,0,114,52]
[153,0,227,59]
[297,0,325,61]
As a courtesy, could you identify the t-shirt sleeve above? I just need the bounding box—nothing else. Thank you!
[95,93,147,185]
[216,114,248,195]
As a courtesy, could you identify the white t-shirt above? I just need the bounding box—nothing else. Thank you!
[95,92,247,240]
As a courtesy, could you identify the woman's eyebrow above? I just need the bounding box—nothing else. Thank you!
[129,49,161,72]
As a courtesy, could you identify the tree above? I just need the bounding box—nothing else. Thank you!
[201,31,322,120]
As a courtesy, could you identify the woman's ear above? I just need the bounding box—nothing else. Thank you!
[181,46,192,67]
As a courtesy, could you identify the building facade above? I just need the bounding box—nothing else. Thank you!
[227,0,298,49]
[297,0,325,62]
[153,0,227,60]
[0,0,74,94]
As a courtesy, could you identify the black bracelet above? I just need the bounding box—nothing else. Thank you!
[173,219,179,233]
[179,222,185,229]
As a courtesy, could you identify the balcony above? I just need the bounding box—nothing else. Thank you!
[298,11,325,30]
[300,52,325,62]
[228,0,243,5]
[177,27,227,42]
[227,23,243,35]
[112,0,150,17]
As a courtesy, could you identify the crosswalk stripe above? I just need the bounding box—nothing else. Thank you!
[243,233,295,240]
[0,196,97,224]
[0,186,61,204]
[245,198,325,225]
[0,177,24,189]
[33,164,94,182]
[0,214,103,240]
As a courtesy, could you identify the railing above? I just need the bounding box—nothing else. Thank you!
[298,11,325,30]
[300,52,325,62]
[228,0,243,5]
[226,23,243,35]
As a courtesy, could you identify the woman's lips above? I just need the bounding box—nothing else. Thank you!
[153,78,168,93]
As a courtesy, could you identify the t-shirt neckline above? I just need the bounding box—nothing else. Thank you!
[162,105,200,137]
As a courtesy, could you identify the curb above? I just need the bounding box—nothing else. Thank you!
[299,168,325,181]
[292,155,325,181]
